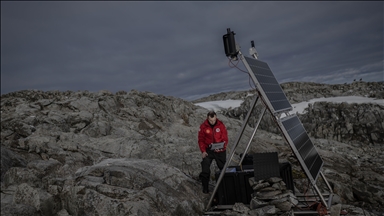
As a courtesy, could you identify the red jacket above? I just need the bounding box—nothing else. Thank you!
[198,119,228,153]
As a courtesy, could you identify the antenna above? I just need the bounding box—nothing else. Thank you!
[249,40,258,59]
[222,28,238,60]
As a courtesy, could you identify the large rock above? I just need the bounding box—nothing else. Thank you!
[13,183,60,215]
[301,101,384,145]
[1,146,27,181]
[63,158,205,215]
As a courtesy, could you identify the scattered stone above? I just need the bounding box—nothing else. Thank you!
[249,180,269,191]
[232,202,250,214]
[250,198,269,209]
[57,209,71,216]
[248,205,278,216]
[255,190,282,200]
[274,200,291,212]
[330,203,341,216]
[267,177,282,184]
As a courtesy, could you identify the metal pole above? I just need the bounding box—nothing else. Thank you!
[238,107,266,166]
[312,184,329,209]
[205,95,259,211]
[320,171,333,194]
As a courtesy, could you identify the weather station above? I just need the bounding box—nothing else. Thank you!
[204,28,335,215]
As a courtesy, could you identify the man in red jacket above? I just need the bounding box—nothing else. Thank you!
[198,111,228,194]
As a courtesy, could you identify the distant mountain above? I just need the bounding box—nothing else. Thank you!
[192,81,384,104]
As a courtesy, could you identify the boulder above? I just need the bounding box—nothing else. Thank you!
[63,158,205,215]
[13,183,61,215]
[1,146,27,181]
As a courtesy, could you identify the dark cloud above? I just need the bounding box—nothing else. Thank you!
[1,1,383,100]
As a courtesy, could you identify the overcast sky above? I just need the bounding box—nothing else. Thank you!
[1,1,383,100]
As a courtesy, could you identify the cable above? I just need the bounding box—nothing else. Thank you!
[316,202,328,216]
[228,57,240,69]
[228,57,247,73]
[306,182,329,216]
[303,180,312,208]
[227,57,257,90]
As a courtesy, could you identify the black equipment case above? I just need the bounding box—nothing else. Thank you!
[214,153,294,205]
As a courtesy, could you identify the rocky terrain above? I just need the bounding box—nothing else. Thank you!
[200,81,384,145]
[196,81,384,215]
[1,81,384,215]
[192,81,384,103]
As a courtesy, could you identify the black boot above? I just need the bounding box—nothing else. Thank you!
[202,180,209,194]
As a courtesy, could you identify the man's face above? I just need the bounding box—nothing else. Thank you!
[208,115,217,125]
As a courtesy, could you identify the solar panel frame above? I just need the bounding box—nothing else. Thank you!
[242,56,292,114]
[278,115,324,183]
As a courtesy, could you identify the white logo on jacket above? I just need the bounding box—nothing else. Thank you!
[216,128,220,133]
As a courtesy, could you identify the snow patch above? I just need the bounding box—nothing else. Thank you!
[195,96,383,115]
[195,99,244,112]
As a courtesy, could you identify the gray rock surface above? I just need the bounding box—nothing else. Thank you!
[282,81,384,103]
[1,146,27,181]
[192,81,384,103]
[1,89,243,215]
[1,84,383,215]
[221,82,384,145]
[70,158,203,215]
[301,101,384,145]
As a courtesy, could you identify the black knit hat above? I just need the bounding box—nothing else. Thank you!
[207,111,216,118]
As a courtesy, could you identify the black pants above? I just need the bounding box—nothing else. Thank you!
[199,150,226,184]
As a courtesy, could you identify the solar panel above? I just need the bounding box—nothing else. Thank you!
[279,115,323,182]
[243,56,292,114]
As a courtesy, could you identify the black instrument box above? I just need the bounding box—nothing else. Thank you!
[214,162,294,205]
